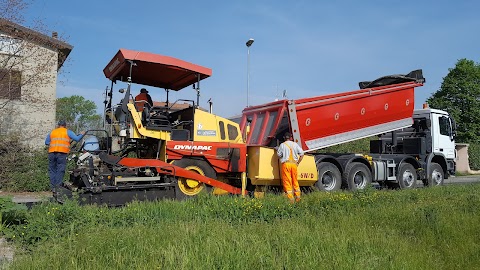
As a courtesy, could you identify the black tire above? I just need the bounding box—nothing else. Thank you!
[423,162,444,187]
[343,162,372,191]
[315,162,342,191]
[172,158,215,199]
[396,163,417,189]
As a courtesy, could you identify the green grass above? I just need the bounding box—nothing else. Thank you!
[3,184,480,269]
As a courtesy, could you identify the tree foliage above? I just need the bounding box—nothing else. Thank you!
[427,59,480,143]
[316,137,371,154]
[56,95,102,133]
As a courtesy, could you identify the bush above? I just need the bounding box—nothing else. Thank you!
[0,135,50,192]
[0,197,28,229]
[468,143,480,170]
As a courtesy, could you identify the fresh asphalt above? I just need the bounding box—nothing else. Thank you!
[3,175,480,204]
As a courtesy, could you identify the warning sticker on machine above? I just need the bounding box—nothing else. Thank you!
[197,130,217,136]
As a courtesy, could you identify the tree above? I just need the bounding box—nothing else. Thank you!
[0,0,72,192]
[0,0,58,110]
[426,59,480,143]
[0,0,28,24]
[56,95,102,133]
[0,0,72,148]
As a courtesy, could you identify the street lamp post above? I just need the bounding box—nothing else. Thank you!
[246,38,254,107]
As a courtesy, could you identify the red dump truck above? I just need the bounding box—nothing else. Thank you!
[59,49,456,205]
[241,69,456,193]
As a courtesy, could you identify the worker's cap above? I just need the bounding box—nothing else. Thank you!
[283,132,292,139]
[57,120,66,126]
[140,88,148,93]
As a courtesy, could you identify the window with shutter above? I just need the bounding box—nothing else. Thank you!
[0,69,21,100]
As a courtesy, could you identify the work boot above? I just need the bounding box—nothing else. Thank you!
[295,197,301,203]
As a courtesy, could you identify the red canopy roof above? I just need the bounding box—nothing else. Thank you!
[103,49,212,91]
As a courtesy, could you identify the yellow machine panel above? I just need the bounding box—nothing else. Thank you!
[193,109,243,143]
[247,146,318,186]
[127,103,170,140]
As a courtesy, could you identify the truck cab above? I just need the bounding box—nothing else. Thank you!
[413,107,456,175]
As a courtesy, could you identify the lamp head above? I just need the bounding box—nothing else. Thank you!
[246,38,254,47]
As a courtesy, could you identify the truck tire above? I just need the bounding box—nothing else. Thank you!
[315,162,342,191]
[396,163,417,189]
[172,159,215,199]
[343,162,372,191]
[424,162,444,187]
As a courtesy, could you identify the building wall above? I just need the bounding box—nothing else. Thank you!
[0,34,58,148]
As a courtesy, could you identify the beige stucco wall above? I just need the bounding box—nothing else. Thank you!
[455,143,470,174]
[455,143,480,174]
[0,36,58,148]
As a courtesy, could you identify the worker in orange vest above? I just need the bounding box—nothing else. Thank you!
[45,120,84,194]
[277,132,304,202]
[135,88,153,112]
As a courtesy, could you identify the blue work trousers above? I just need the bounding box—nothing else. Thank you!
[48,152,67,190]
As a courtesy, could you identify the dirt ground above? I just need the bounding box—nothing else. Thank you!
[0,238,14,267]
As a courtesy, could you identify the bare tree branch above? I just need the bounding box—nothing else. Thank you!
[0,0,72,147]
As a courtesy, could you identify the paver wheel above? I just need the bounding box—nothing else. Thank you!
[173,159,215,199]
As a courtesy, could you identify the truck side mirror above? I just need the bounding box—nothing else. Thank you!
[449,117,457,141]
[450,117,457,131]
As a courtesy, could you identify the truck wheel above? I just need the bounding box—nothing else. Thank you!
[396,163,417,189]
[343,162,372,191]
[424,162,444,187]
[173,159,215,199]
[315,162,342,191]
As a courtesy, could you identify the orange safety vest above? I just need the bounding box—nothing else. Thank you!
[48,127,71,153]
[135,93,149,112]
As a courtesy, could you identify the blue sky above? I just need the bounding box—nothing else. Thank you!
[25,0,480,117]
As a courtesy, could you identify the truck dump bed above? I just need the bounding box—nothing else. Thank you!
[240,70,425,152]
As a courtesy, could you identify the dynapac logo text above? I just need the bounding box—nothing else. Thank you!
[173,145,212,151]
